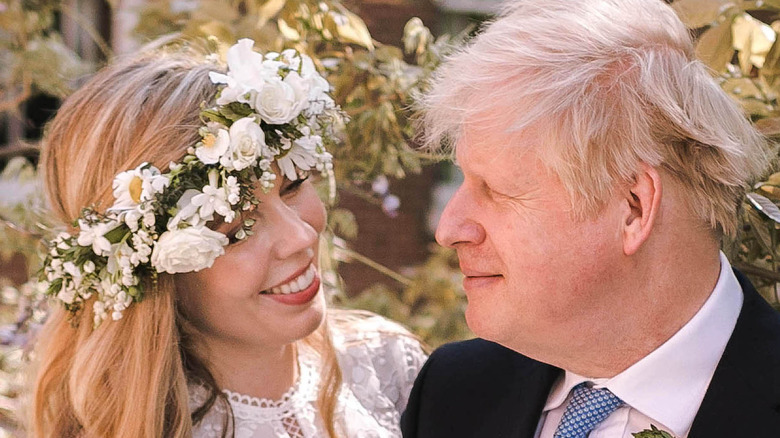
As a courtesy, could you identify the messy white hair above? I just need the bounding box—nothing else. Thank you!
[421,0,771,235]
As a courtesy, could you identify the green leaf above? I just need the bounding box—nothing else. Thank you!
[103,223,130,244]
[632,424,676,438]
[220,102,254,122]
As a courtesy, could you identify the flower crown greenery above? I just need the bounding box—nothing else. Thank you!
[41,39,342,327]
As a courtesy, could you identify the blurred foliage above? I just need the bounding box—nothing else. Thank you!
[671,0,780,306]
[0,0,95,115]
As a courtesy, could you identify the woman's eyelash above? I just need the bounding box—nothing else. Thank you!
[283,174,309,194]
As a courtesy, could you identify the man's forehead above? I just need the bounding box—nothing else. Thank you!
[455,118,540,169]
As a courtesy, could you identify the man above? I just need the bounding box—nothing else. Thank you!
[401,0,780,437]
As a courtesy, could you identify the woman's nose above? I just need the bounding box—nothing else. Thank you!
[266,200,319,260]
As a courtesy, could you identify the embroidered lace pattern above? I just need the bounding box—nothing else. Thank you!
[190,315,427,438]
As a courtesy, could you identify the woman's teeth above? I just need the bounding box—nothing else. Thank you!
[267,265,316,295]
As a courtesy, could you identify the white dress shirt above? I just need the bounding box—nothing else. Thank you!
[535,252,743,438]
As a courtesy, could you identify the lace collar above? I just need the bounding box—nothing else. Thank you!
[220,344,320,422]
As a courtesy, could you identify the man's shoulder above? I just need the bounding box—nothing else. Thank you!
[423,338,545,384]
[402,338,559,437]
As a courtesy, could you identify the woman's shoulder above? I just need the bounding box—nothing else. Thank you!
[328,309,425,351]
[327,309,428,413]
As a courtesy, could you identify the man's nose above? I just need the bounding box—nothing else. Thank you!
[268,201,318,260]
[435,187,486,248]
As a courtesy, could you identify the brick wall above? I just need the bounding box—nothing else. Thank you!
[336,0,442,295]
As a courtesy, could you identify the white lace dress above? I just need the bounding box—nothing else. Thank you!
[190,316,427,437]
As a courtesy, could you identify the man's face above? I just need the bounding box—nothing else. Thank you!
[436,122,628,357]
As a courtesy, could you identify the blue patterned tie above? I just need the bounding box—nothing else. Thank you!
[553,382,624,438]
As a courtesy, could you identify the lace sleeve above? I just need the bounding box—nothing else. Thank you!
[379,333,428,413]
[334,313,428,417]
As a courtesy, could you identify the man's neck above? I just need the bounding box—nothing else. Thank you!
[567,249,723,378]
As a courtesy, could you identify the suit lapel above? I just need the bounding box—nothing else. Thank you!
[510,362,561,438]
[475,356,560,438]
[689,270,780,437]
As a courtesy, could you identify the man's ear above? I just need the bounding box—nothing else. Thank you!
[623,164,662,256]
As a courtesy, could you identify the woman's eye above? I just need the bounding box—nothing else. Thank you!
[282,173,310,196]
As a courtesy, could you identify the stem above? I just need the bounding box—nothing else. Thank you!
[732,261,780,283]
[0,214,43,240]
[0,142,39,159]
[335,246,413,287]
[59,3,113,59]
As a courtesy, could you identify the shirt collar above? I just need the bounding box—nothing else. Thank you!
[543,252,743,437]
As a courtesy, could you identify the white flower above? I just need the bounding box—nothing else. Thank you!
[123,208,142,232]
[150,226,229,274]
[191,169,234,222]
[220,117,266,171]
[225,175,240,205]
[106,242,133,275]
[195,128,230,164]
[253,72,309,125]
[209,39,278,105]
[111,163,169,210]
[83,260,96,274]
[167,189,206,230]
[58,284,77,305]
[142,211,156,228]
[76,220,117,257]
[277,134,322,181]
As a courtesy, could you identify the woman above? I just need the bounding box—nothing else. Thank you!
[29,39,426,437]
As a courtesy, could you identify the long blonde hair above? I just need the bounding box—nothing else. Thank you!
[31,50,342,437]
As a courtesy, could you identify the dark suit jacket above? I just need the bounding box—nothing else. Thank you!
[401,270,780,437]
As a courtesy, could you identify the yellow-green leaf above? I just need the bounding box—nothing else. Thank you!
[277,18,301,41]
[331,11,374,50]
[732,13,776,72]
[721,77,763,99]
[755,117,780,136]
[696,20,734,72]
[257,0,286,28]
[672,0,734,29]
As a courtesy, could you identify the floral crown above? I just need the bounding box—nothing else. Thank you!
[41,39,342,327]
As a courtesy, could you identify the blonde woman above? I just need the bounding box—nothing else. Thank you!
[29,40,426,438]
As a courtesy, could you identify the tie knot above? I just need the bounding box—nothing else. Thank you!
[553,383,624,438]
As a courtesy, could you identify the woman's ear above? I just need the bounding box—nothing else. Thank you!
[622,163,662,256]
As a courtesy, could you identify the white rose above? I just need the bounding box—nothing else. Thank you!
[150,226,229,274]
[220,117,266,171]
[195,128,230,164]
[253,73,309,125]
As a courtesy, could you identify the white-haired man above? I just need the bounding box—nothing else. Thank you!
[401,0,780,437]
